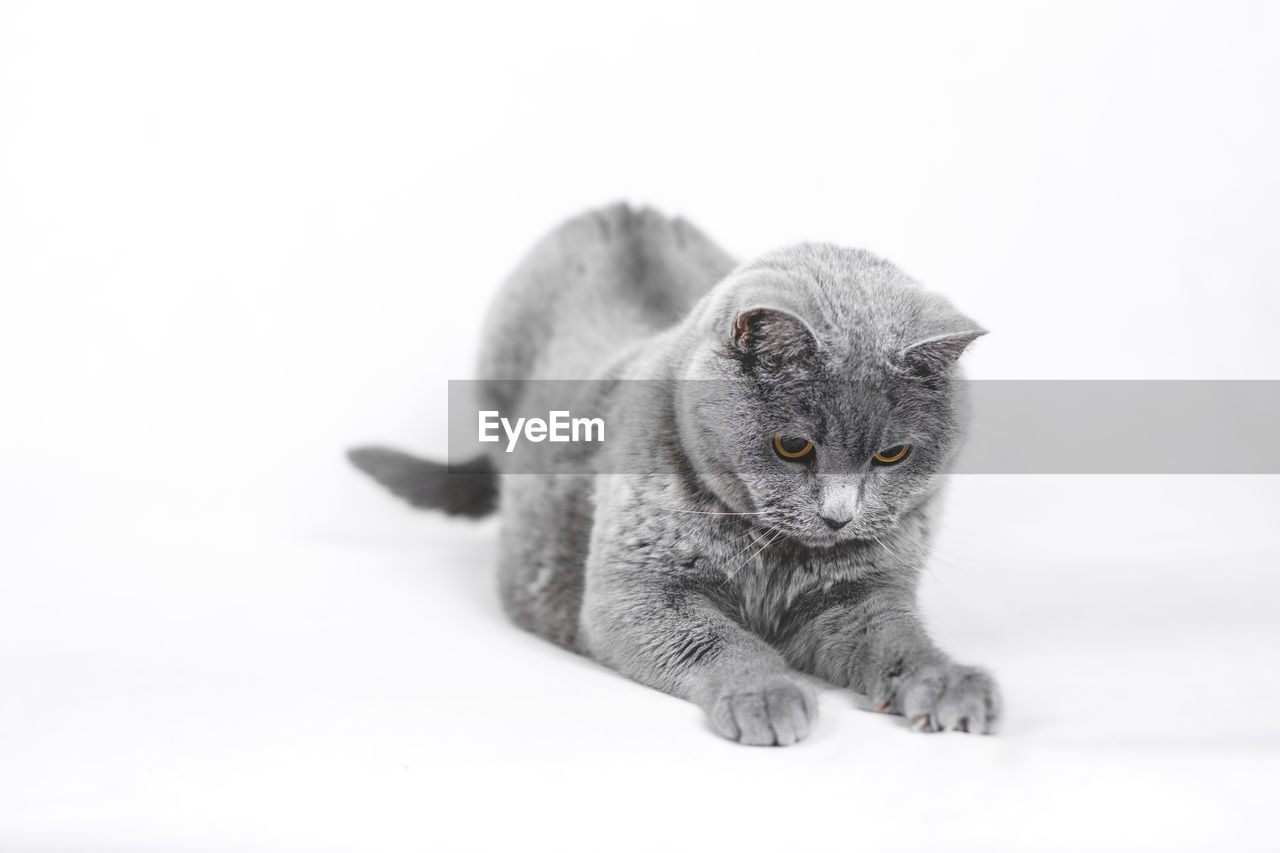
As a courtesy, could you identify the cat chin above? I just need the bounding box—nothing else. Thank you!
[784,527,894,550]
[787,529,862,549]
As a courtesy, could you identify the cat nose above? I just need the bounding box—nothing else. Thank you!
[819,481,860,530]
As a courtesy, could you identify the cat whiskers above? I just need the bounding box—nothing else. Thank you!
[636,503,781,585]
[724,526,762,547]
[640,506,769,517]
[721,524,774,568]
[871,533,904,561]
[872,533,943,583]
[639,505,768,551]
[721,525,785,586]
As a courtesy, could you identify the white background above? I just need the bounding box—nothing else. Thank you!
[2,2,1279,851]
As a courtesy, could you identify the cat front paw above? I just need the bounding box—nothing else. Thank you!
[875,663,1001,734]
[709,677,817,746]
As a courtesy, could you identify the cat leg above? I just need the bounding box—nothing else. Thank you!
[776,584,1001,734]
[580,572,817,746]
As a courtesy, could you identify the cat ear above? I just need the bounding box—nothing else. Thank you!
[731,307,817,364]
[897,329,987,375]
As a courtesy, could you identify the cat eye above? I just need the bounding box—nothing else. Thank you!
[873,444,911,465]
[773,435,815,461]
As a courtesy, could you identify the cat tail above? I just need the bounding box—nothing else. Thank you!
[346,446,498,518]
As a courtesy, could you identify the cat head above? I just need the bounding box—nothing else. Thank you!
[677,244,984,547]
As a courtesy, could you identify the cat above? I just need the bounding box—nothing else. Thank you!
[350,203,1000,746]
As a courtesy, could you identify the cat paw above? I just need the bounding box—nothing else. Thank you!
[874,663,1000,734]
[709,678,817,746]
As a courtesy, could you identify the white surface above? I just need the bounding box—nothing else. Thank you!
[3,478,1279,852]
[3,2,1280,851]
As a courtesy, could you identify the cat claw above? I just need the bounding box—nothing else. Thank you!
[873,700,891,712]
[890,663,1001,735]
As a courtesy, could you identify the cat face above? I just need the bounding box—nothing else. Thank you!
[701,362,967,546]
[679,249,982,547]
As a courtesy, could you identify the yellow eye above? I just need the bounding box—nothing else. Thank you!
[773,435,815,460]
[873,444,911,465]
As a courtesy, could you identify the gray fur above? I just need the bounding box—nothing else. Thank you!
[352,203,1001,745]
[348,447,497,517]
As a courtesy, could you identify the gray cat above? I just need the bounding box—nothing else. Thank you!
[350,204,1000,746]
